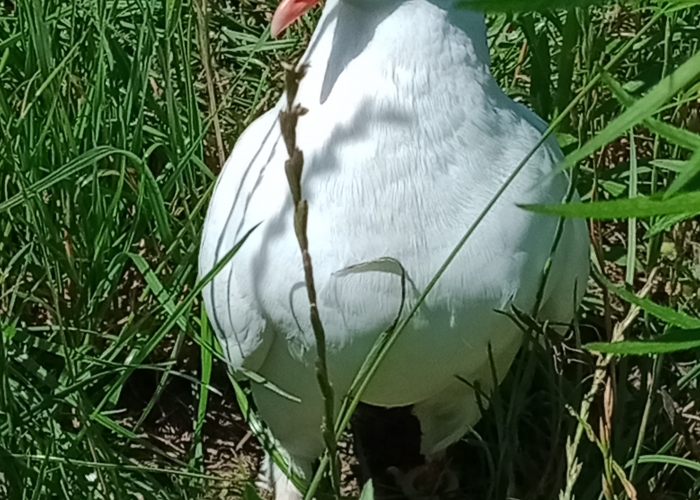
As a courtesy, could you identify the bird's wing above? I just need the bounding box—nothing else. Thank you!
[538,214,590,325]
[199,105,283,373]
[511,101,590,321]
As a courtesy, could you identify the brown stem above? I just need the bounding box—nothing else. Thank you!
[279,62,340,495]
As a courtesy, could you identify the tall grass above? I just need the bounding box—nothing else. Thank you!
[1,0,700,499]
[0,0,297,497]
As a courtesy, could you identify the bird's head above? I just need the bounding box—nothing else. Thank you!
[271,0,322,38]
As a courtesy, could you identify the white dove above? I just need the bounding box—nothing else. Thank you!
[199,0,589,498]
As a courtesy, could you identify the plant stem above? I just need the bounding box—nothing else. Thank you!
[279,63,340,497]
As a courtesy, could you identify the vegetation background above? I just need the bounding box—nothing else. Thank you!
[1,0,700,499]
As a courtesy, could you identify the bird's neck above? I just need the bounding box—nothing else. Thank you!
[296,0,495,108]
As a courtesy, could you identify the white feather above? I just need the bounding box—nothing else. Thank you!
[200,0,589,495]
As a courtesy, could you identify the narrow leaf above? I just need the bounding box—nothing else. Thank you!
[665,149,700,198]
[565,49,700,167]
[630,454,700,472]
[601,277,700,329]
[359,480,375,500]
[457,0,603,12]
[587,329,700,355]
[0,147,142,213]
[600,70,700,151]
[523,191,700,219]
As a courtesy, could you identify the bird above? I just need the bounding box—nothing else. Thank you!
[199,0,590,498]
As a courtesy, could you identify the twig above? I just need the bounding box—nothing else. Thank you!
[279,62,340,496]
[512,39,528,87]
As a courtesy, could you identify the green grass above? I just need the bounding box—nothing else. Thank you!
[2,0,700,499]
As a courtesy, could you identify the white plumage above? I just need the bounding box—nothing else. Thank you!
[199,0,589,497]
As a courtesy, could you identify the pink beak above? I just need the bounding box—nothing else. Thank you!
[271,0,321,38]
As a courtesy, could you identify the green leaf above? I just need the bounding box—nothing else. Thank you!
[457,0,603,12]
[600,180,627,197]
[664,149,700,198]
[0,147,142,213]
[359,480,375,500]
[138,155,174,246]
[555,8,579,120]
[647,212,696,237]
[629,454,700,472]
[191,311,213,472]
[242,482,265,500]
[600,70,700,152]
[565,49,700,167]
[92,412,139,440]
[626,129,637,285]
[92,223,260,419]
[522,191,700,219]
[0,447,24,500]
[127,253,187,331]
[650,159,688,173]
[2,321,16,342]
[519,14,552,118]
[587,329,700,355]
[599,275,700,329]
[0,32,21,52]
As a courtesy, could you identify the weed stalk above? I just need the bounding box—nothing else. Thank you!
[279,62,340,497]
